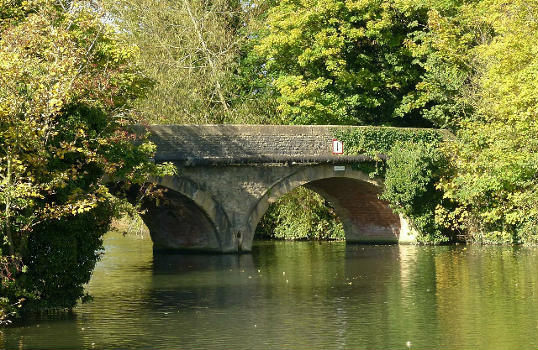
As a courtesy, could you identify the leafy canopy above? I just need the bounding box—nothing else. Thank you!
[253,0,431,126]
[438,0,538,243]
[0,0,173,322]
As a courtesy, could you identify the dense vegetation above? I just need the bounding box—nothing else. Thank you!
[256,187,345,241]
[248,0,538,244]
[0,0,173,323]
[435,1,538,244]
[2,0,538,323]
[333,127,450,243]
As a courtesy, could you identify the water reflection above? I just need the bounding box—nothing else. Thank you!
[2,233,538,350]
[432,246,538,348]
[153,253,254,273]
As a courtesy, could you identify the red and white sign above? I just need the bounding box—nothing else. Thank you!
[332,139,343,154]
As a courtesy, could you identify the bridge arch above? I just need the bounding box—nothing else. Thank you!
[140,175,232,252]
[243,164,415,251]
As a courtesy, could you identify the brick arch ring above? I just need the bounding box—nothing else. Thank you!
[242,164,415,251]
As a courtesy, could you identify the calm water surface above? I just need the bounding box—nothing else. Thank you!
[1,232,538,349]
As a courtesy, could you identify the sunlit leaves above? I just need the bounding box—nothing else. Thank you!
[0,0,174,320]
[253,0,429,126]
[256,187,345,240]
[436,0,538,243]
[382,140,451,243]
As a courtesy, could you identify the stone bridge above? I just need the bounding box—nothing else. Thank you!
[140,125,419,253]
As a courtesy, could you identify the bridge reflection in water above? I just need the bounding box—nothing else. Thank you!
[3,232,538,350]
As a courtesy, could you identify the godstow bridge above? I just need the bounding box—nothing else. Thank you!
[140,125,418,253]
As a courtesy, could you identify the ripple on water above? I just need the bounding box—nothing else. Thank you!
[2,234,538,350]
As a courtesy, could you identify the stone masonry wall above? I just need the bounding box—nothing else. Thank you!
[147,125,367,163]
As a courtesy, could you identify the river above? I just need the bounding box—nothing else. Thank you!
[1,231,538,349]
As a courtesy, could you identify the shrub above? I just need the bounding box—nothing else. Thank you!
[256,187,344,241]
[381,141,452,243]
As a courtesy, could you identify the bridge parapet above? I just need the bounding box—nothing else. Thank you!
[146,124,375,164]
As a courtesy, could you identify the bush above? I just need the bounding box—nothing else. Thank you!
[0,1,174,323]
[256,187,344,241]
[21,203,113,311]
[381,141,452,243]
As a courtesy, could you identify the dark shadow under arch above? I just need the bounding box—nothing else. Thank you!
[140,187,222,252]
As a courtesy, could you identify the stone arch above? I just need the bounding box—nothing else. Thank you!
[141,175,231,252]
[243,164,415,251]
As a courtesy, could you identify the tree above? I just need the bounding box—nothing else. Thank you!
[252,0,433,126]
[391,0,478,130]
[437,0,538,243]
[381,140,450,243]
[0,0,173,322]
[103,0,255,124]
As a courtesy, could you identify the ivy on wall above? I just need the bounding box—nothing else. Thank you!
[333,127,445,157]
[333,127,454,243]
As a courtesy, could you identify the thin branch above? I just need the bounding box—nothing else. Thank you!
[182,0,229,112]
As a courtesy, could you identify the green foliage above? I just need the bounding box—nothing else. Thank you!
[361,0,538,245]
[102,0,276,124]
[0,0,174,323]
[432,0,538,244]
[334,127,451,243]
[396,0,480,129]
[252,0,432,126]
[381,141,451,243]
[334,126,445,156]
[23,203,112,310]
[256,187,344,241]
